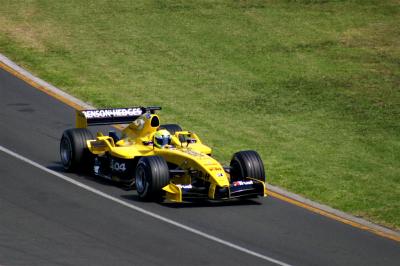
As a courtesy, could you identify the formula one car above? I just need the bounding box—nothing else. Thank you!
[60,106,266,202]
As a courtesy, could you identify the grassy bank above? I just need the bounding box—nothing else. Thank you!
[1,0,399,229]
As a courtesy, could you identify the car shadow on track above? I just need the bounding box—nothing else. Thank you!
[160,200,262,208]
[47,162,132,189]
[120,194,262,208]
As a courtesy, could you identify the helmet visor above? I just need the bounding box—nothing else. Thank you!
[155,135,171,147]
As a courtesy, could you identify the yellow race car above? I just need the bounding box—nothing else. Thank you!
[60,107,266,202]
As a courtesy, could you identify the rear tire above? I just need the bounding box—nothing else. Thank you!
[135,156,170,201]
[159,124,182,134]
[60,128,94,172]
[230,150,265,182]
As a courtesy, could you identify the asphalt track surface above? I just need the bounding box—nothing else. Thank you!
[0,67,399,266]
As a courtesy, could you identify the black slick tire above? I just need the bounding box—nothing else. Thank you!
[60,128,94,172]
[230,150,265,182]
[159,124,182,134]
[135,156,170,201]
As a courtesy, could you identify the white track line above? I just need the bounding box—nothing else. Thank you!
[0,145,293,266]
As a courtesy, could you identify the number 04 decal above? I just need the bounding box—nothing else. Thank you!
[112,162,126,172]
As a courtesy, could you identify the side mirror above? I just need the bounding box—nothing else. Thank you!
[186,138,196,144]
[185,138,196,147]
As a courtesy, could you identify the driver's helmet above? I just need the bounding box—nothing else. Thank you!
[154,129,171,148]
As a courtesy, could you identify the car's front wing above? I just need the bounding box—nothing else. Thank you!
[163,178,266,202]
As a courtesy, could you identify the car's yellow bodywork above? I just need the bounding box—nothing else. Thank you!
[75,108,266,202]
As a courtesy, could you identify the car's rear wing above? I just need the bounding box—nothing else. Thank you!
[76,106,161,128]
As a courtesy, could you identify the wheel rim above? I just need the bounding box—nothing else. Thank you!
[60,137,72,167]
[230,159,242,180]
[136,165,147,194]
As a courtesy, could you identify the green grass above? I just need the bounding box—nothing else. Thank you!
[1,0,399,229]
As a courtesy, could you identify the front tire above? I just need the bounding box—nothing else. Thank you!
[135,156,170,201]
[60,128,93,172]
[230,150,265,182]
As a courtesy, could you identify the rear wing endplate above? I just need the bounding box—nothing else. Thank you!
[76,106,161,128]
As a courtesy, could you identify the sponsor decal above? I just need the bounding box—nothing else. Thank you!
[133,119,145,130]
[184,150,203,157]
[82,108,142,119]
[208,167,223,171]
[94,158,100,174]
[177,184,193,189]
[232,180,254,187]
